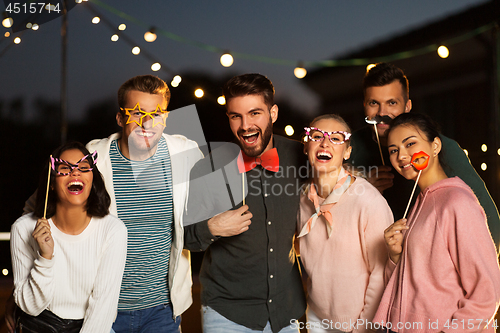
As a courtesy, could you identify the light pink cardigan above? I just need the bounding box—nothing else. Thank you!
[373,177,500,333]
[298,177,393,333]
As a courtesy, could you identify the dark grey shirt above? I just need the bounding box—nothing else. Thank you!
[184,135,307,332]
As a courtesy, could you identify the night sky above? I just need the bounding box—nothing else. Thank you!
[1,0,487,122]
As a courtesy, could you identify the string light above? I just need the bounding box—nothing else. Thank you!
[32,23,39,30]
[194,89,204,98]
[366,64,376,72]
[26,22,32,29]
[2,17,13,28]
[75,0,83,3]
[497,148,500,156]
[220,52,233,67]
[144,27,157,42]
[118,24,126,31]
[171,75,182,87]
[481,144,487,152]
[111,34,119,42]
[437,45,449,58]
[284,125,294,136]
[481,163,487,171]
[151,62,161,71]
[4,32,10,37]
[294,64,307,79]
[92,16,100,24]
[84,1,495,69]
[131,46,140,55]
[217,96,226,105]
[1,269,7,276]
[14,37,21,44]
[463,149,468,156]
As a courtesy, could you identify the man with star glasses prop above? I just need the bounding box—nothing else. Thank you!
[304,127,351,145]
[50,151,98,176]
[120,103,169,128]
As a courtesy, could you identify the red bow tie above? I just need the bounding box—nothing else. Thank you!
[237,148,280,173]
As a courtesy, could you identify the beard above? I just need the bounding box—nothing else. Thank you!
[237,117,273,157]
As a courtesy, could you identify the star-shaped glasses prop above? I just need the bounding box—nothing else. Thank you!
[120,103,169,128]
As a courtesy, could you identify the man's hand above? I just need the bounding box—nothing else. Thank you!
[367,165,394,194]
[384,218,408,264]
[208,205,252,237]
[32,218,54,260]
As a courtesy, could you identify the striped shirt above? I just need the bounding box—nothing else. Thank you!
[110,138,173,311]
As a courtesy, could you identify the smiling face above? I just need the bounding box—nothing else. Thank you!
[54,149,93,209]
[387,124,441,181]
[364,80,412,139]
[116,90,168,160]
[226,94,278,157]
[305,118,352,176]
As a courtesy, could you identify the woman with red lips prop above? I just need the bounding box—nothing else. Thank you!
[297,114,393,333]
[10,142,127,333]
[373,113,500,333]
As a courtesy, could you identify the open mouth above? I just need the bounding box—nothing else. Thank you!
[241,132,259,145]
[400,163,413,170]
[316,151,332,161]
[67,181,84,194]
[136,130,154,138]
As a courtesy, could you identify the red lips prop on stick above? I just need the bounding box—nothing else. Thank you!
[403,151,430,219]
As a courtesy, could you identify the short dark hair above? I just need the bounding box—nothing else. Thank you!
[223,73,275,109]
[117,75,170,109]
[363,63,409,101]
[34,142,111,219]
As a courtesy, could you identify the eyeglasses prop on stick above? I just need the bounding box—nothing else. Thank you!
[43,157,52,219]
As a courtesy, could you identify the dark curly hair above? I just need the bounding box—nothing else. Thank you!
[34,142,111,218]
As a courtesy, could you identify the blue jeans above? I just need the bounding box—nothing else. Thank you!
[111,303,181,333]
[202,305,299,333]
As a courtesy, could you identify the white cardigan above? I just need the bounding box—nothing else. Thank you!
[11,214,127,333]
[86,132,203,317]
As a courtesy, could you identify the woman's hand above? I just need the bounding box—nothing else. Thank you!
[384,218,408,264]
[32,218,54,259]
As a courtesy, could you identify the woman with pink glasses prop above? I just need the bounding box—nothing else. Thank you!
[11,141,127,333]
[297,114,393,333]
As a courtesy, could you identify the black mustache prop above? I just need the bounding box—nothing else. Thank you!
[364,115,393,125]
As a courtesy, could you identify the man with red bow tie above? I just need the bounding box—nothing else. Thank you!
[184,74,307,333]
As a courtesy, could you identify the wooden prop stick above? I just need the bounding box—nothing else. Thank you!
[43,157,52,219]
[402,151,430,219]
[403,170,421,219]
[242,173,245,205]
[373,124,385,166]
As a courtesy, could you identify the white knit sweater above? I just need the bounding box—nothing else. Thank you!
[11,213,127,333]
